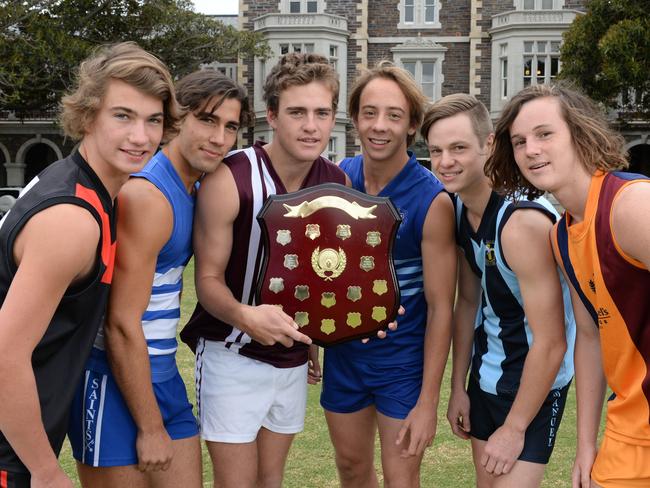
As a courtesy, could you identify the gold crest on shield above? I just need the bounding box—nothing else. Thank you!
[294,285,310,301]
[269,277,284,294]
[321,319,336,335]
[346,312,362,328]
[372,280,388,295]
[366,231,381,247]
[321,292,336,308]
[276,230,291,246]
[347,286,362,302]
[336,224,352,240]
[305,223,320,240]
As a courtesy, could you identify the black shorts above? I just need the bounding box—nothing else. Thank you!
[467,375,570,464]
[0,469,30,488]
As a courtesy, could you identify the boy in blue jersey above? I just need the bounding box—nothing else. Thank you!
[422,93,575,487]
[320,62,456,487]
[68,70,250,488]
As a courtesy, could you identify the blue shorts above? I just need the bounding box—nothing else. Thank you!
[68,367,199,467]
[467,375,570,464]
[320,348,423,419]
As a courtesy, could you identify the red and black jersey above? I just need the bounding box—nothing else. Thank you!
[0,151,116,474]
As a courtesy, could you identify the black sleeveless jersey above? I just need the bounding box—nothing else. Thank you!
[0,151,116,474]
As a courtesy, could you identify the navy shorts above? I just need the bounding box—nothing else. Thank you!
[320,348,423,419]
[68,367,199,467]
[468,375,570,464]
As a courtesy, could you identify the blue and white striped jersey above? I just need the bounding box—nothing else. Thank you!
[455,191,575,396]
[92,150,194,382]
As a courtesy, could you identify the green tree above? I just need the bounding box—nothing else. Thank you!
[0,0,270,111]
[560,0,650,115]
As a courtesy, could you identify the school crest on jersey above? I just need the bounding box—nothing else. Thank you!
[256,183,402,346]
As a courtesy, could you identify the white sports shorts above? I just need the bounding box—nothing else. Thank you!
[195,338,308,443]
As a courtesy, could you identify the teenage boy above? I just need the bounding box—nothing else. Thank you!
[423,93,575,487]
[180,53,346,488]
[320,62,456,488]
[0,42,178,488]
[486,83,650,488]
[68,70,250,488]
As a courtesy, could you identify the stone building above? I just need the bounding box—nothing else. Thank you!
[0,2,648,186]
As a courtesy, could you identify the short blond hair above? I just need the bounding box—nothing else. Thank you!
[421,93,493,147]
[61,42,180,141]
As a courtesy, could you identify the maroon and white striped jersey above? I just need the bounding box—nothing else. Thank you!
[181,141,346,368]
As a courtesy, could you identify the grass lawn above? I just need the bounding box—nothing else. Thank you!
[58,259,596,487]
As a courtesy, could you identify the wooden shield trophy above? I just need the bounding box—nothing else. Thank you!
[256,183,401,346]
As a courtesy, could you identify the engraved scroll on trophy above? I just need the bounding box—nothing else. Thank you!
[256,183,402,346]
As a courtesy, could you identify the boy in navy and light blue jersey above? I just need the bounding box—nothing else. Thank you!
[68,70,250,487]
[423,93,575,487]
[321,62,456,487]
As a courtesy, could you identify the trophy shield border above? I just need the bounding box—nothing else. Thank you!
[256,182,402,347]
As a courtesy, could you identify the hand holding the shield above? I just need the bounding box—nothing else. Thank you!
[239,304,312,348]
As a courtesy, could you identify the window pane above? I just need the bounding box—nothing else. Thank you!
[403,62,416,77]
[523,0,535,9]
[293,44,302,53]
[290,1,300,13]
[524,41,533,53]
[405,5,414,22]
[542,0,553,8]
[422,82,434,99]
[330,45,337,57]
[550,41,561,53]
[537,41,547,53]
[537,58,545,81]
[501,58,508,78]
[307,1,317,13]
[500,43,508,56]
[551,57,559,77]
[304,44,314,53]
[425,0,435,22]
[422,62,434,83]
[280,44,289,55]
[523,57,532,87]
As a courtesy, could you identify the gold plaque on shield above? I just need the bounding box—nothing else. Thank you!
[360,256,375,272]
[305,224,320,240]
[347,286,362,302]
[321,292,336,308]
[276,230,291,246]
[283,254,298,270]
[295,311,309,327]
[321,319,336,335]
[372,306,387,322]
[311,247,346,281]
[347,313,362,328]
[336,224,352,240]
[294,285,310,301]
[269,277,284,294]
[372,280,388,295]
[366,231,381,247]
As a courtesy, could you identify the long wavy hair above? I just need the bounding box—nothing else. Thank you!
[485,83,628,200]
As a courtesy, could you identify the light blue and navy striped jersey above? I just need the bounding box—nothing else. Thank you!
[329,152,446,364]
[455,191,575,396]
[90,150,195,382]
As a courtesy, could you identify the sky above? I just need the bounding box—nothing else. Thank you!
[192,0,238,15]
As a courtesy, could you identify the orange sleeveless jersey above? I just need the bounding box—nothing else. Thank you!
[552,172,650,446]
